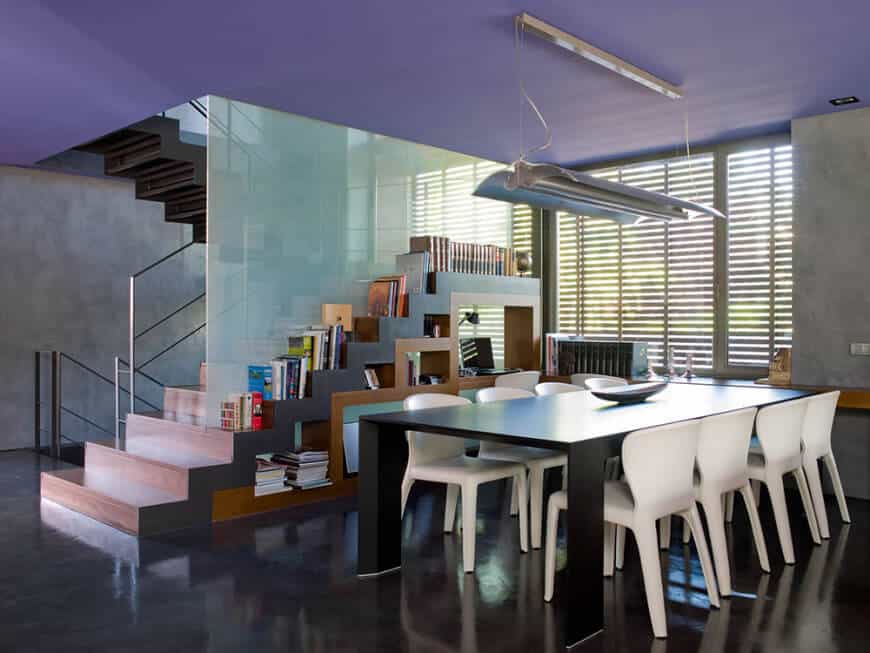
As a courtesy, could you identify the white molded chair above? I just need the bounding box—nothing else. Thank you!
[401,393,529,573]
[534,382,582,396]
[801,391,850,539]
[679,408,771,596]
[748,399,821,564]
[570,373,626,389]
[476,387,567,548]
[544,419,720,638]
[494,371,541,393]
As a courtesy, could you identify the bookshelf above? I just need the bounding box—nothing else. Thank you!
[214,272,541,520]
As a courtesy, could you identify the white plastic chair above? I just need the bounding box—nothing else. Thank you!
[679,408,771,596]
[544,419,720,638]
[748,398,821,564]
[401,393,529,572]
[570,373,626,389]
[476,387,567,549]
[801,391,850,539]
[494,371,541,393]
[534,382,582,396]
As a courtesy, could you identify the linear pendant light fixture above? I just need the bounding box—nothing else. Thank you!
[474,13,726,225]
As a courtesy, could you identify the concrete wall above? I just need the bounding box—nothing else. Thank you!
[0,165,205,450]
[792,107,870,499]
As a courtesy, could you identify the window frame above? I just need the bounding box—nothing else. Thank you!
[547,132,792,378]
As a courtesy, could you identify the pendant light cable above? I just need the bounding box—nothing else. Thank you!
[515,17,552,161]
[682,106,701,211]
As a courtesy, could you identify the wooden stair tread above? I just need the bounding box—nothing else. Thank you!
[169,384,206,392]
[113,440,230,468]
[42,468,185,507]
[136,410,207,427]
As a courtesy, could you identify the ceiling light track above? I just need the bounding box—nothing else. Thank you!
[516,12,682,100]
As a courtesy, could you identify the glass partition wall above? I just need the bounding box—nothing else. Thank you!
[205,97,523,425]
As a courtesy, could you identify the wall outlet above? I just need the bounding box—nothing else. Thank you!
[849,343,870,356]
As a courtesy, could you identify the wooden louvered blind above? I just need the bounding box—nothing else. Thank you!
[557,154,716,368]
[726,145,793,366]
[411,161,533,367]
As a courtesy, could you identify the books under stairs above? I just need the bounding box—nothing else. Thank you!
[39,383,351,536]
[41,271,540,536]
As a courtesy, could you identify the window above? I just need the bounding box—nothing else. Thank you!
[412,161,513,246]
[557,154,715,368]
[555,141,793,372]
[411,161,534,368]
[726,146,793,367]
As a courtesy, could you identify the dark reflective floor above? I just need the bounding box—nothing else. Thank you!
[2,450,867,652]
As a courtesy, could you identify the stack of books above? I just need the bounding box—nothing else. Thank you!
[409,235,519,276]
[544,334,647,378]
[220,391,263,431]
[247,325,345,402]
[270,449,331,490]
[367,274,407,318]
[254,457,292,496]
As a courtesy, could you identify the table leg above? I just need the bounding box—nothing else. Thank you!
[358,420,407,577]
[563,440,607,648]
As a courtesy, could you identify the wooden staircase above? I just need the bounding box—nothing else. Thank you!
[76,116,207,242]
[40,273,542,535]
[41,386,228,535]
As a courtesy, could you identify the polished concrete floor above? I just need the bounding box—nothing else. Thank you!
[2,450,867,652]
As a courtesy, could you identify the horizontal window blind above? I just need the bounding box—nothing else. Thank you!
[412,161,532,369]
[557,154,715,368]
[412,161,512,246]
[726,145,793,366]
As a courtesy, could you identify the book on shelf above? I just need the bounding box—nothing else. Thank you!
[254,455,292,496]
[409,235,518,277]
[264,448,331,490]
[364,367,380,389]
[247,364,273,400]
[220,392,264,431]
[545,333,648,378]
[219,399,238,431]
[406,351,421,386]
[367,275,406,318]
[395,252,429,295]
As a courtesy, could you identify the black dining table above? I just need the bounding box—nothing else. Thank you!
[357,383,812,649]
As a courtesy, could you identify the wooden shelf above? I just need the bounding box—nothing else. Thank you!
[212,478,358,522]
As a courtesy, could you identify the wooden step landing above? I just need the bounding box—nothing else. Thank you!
[164,385,206,418]
[40,468,186,535]
[125,412,234,461]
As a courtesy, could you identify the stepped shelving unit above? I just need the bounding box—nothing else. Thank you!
[42,272,541,534]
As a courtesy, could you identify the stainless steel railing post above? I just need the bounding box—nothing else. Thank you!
[34,351,41,452]
[129,276,135,416]
[50,351,61,459]
[114,356,121,447]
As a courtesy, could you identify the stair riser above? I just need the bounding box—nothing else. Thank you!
[41,473,140,535]
[86,443,189,499]
[164,388,206,418]
[125,415,234,461]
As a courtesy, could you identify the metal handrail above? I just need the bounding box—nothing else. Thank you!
[128,240,202,418]
[135,292,205,339]
[132,240,197,279]
[35,350,159,458]
[61,407,114,439]
[137,322,206,371]
[57,351,161,406]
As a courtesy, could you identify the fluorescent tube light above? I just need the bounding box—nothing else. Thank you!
[474,161,726,225]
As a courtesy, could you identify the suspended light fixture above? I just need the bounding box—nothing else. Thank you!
[474,13,726,225]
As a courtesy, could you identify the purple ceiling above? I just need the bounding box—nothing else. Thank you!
[2,0,869,167]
